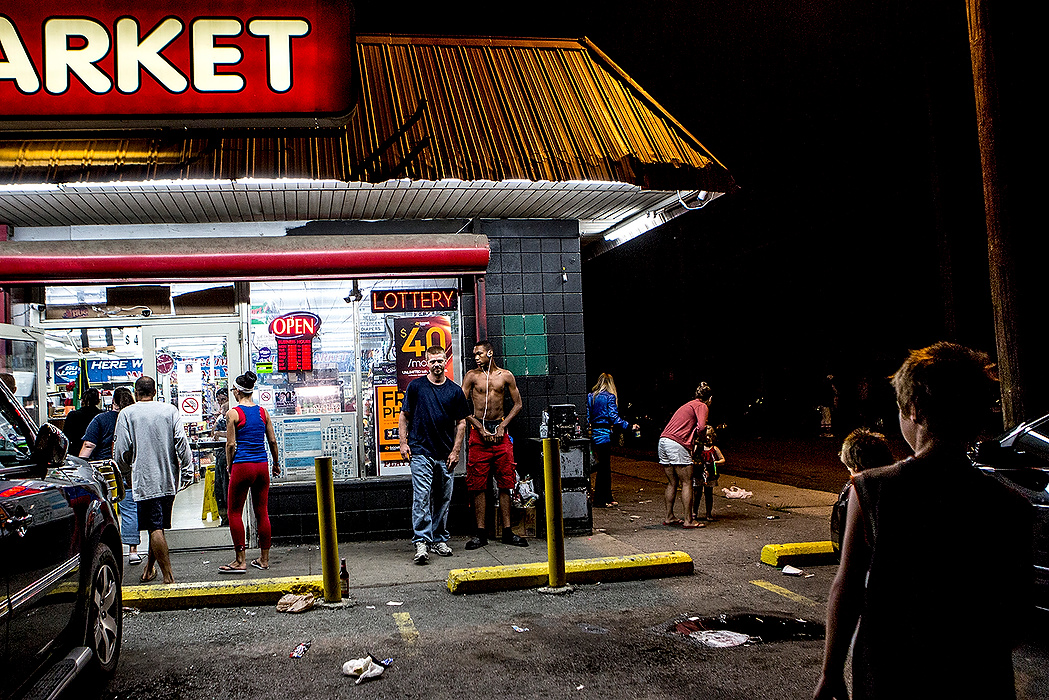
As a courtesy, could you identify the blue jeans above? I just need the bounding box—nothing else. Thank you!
[410,454,454,544]
[119,490,141,547]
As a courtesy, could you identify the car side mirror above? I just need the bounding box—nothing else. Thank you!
[34,423,69,467]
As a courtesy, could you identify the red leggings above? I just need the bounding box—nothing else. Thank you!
[227,461,272,551]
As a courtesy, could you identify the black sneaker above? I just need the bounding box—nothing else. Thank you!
[501,532,529,547]
[465,536,488,550]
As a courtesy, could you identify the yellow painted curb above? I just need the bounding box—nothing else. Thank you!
[446,551,693,594]
[123,575,324,611]
[760,541,837,567]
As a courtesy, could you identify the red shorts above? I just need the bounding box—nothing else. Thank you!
[466,429,516,491]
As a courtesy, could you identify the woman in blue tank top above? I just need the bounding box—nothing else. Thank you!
[218,372,279,573]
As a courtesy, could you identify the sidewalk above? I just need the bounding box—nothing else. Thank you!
[120,452,838,601]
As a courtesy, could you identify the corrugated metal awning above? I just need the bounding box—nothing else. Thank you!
[0,233,489,284]
[0,35,734,255]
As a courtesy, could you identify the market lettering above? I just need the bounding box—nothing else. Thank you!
[370,289,458,313]
[0,15,310,95]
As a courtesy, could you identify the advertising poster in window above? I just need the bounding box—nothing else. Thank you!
[394,316,454,391]
[272,413,358,481]
[374,384,406,471]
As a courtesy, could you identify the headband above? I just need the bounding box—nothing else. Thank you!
[233,378,254,393]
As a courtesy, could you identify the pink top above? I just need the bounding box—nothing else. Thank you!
[660,399,708,449]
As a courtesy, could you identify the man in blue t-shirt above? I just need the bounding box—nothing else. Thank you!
[398,345,469,565]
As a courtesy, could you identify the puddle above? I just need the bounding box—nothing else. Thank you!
[657,613,825,647]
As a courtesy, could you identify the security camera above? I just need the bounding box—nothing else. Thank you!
[141,308,152,317]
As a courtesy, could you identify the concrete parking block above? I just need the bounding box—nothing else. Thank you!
[446,551,694,594]
[123,575,324,611]
[760,541,837,567]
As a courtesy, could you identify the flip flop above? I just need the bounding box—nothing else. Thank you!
[250,559,269,571]
[140,567,157,583]
[663,519,683,527]
[682,522,706,529]
[218,564,247,574]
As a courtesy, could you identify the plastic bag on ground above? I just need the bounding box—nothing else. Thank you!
[722,485,753,499]
[342,654,388,684]
[690,629,753,648]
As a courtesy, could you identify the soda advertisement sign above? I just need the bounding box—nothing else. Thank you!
[0,0,356,128]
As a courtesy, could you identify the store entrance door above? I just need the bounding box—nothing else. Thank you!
[142,321,242,549]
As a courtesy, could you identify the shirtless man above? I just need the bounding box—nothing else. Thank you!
[461,340,528,549]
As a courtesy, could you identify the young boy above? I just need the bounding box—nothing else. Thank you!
[830,428,893,553]
[815,342,1032,700]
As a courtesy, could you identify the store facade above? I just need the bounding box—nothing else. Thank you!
[1,21,733,543]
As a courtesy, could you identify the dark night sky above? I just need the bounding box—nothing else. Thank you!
[356,1,1041,430]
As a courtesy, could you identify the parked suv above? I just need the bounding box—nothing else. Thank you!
[0,381,123,699]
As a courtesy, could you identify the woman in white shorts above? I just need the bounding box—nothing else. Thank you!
[657,382,712,528]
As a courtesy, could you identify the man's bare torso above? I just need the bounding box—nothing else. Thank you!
[464,367,511,421]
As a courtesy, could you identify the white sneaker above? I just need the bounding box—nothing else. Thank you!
[413,541,430,565]
[430,542,453,557]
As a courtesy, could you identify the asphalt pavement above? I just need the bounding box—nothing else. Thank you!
[98,450,1049,700]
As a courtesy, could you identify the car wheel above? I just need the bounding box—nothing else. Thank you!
[84,543,122,677]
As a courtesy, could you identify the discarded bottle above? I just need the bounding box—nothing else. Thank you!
[634,427,641,440]
[539,410,549,438]
[290,640,311,658]
[340,557,349,598]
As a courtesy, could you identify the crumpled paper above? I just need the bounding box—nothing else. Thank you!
[342,655,388,684]
[276,592,315,613]
[722,486,753,499]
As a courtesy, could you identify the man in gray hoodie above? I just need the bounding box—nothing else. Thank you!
[115,376,193,584]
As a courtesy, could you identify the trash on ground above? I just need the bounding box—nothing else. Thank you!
[276,593,315,613]
[122,607,140,616]
[638,499,652,504]
[692,630,753,648]
[629,515,641,519]
[386,601,404,606]
[767,515,780,520]
[511,625,529,633]
[342,654,389,684]
[782,565,803,576]
[202,560,210,565]
[595,528,606,533]
[576,685,585,691]
[290,640,311,658]
[579,623,609,634]
[366,605,376,609]
[722,486,753,499]
[662,612,824,646]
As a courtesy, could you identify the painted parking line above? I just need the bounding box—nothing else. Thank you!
[750,580,817,606]
[392,612,419,645]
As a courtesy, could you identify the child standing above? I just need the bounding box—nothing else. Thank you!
[693,427,725,522]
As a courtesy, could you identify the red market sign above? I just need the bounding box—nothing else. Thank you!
[0,0,356,128]
[268,311,320,372]
[371,288,458,313]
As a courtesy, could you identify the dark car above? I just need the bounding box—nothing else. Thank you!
[0,382,123,699]
[971,414,1049,614]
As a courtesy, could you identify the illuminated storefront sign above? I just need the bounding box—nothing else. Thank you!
[268,311,321,372]
[0,0,356,128]
[370,289,458,313]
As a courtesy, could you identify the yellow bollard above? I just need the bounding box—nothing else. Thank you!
[201,465,219,522]
[314,457,341,602]
[543,438,567,588]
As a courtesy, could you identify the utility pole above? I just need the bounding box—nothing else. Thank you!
[966,0,1024,428]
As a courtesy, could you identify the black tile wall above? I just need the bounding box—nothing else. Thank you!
[466,219,587,442]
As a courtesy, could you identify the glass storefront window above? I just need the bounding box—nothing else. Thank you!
[249,279,462,482]
[44,283,236,320]
[1,338,40,417]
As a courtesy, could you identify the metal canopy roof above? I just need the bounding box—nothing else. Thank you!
[0,35,734,256]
